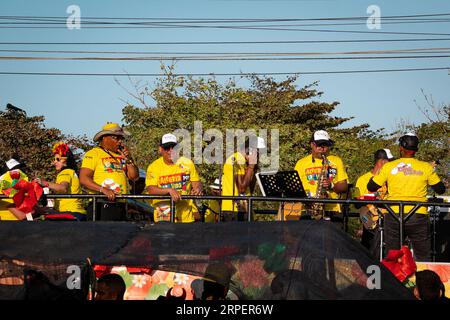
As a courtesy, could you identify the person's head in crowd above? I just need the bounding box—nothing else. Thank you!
[93,122,129,153]
[201,263,232,300]
[159,133,178,164]
[372,148,394,174]
[237,134,266,166]
[374,148,394,164]
[94,273,126,301]
[398,133,419,158]
[310,130,333,160]
[4,156,27,174]
[209,178,222,196]
[52,142,77,172]
[414,270,447,301]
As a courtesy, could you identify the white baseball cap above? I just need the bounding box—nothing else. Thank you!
[312,130,333,145]
[383,148,394,160]
[160,133,178,148]
[6,158,21,170]
[209,178,221,190]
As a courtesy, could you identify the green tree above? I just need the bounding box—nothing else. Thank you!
[120,65,380,189]
[0,106,91,180]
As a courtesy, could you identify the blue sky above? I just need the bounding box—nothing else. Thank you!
[0,0,449,139]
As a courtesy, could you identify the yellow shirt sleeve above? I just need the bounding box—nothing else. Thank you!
[372,165,388,187]
[145,162,158,187]
[81,149,97,171]
[56,170,72,184]
[354,176,364,198]
[189,162,200,182]
[427,166,441,186]
[333,157,348,183]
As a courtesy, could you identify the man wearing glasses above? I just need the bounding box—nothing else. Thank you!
[294,130,349,221]
[80,122,139,220]
[145,133,202,223]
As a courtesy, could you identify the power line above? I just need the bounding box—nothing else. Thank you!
[1,55,449,61]
[1,47,449,55]
[0,67,448,77]
[1,38,450,46]
[3,23,450,37]
[1,12,450,22]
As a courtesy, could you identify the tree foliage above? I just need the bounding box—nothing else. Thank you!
[120,65,387,189]
[0,107,91,180]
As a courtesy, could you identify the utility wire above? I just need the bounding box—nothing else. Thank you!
[0,67,448,77]
[1,38,450,45]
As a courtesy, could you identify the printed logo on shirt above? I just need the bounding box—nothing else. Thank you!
[305,166,336,185]
[102,156,125,173]
[390,163,424,176]
[159,173,191,193]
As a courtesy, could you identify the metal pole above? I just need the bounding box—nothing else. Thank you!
[399,203,404,249]
[92,196,97,222]
[248,198,252,222]
[170,198,175,223]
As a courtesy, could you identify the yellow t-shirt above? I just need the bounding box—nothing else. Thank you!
[54,169,86,214]
[354,170,388,212]
[372,158,441,214]
[81,147,130,194]
[0,170,29,221]
[145,156,200,223]
[294,154,348,212]
[355,171,374,198]
[221,152,250,212]
[205,199,220,223]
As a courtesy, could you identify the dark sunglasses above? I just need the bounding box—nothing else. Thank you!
[162,145,175,151]
[107,135,124,141]
[54,156,66,162]
[314,142,331,148]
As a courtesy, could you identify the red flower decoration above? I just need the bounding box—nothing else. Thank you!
[52,142,70,156]
[12,180,43,214]
[382,246,417,282]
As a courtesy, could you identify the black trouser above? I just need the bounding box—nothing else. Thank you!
[384,212,431,262]
[86,200,127,221]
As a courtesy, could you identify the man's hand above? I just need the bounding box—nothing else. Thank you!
[118,145,133,162]
[101,187,117,201]
[248,149,258,166]
[168,188,181,202]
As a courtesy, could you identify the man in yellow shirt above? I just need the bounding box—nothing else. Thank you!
[146,133,202,223]
[221,135,266,221]
[80,122,139,221]
[354,148,393,256]
[368,133,445,261]
[295,130,348,221]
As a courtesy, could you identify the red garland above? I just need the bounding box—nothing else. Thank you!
[381,246,417,282]
[12,180,43,214]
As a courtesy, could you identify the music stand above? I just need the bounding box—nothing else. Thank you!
[256,171,306,198]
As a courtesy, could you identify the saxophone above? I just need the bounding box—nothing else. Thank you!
[308,154,329,220]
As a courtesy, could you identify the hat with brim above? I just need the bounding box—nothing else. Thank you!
[311,130,333,146]
[160,133,178,148]
[93,123,130,142]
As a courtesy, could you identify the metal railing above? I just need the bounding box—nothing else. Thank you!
[1,193,449,252]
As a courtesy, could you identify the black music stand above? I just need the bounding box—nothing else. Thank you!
[256,171,306,198]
